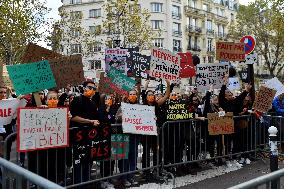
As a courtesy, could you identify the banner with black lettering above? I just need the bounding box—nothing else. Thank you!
[166,100,194,120]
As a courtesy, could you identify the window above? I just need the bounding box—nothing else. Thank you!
[191,18,196,27]
[89,9,101,18]
[173,40,181,52]
[194,36,198,48]
[220,9,225,16]
[151,20,163,30]
[172,5,181,18]
[188,36,192,49]
[173,22,181,35]
[70,11,82,19]
[129,4,141,13]
[151,3,163,12]
[188,0,196,8]
[88,60,101,69]
[153,38,164,47]
[71,44,82,54]
[231,13,234,21]
[70,0,81,4]
[208,56,214,63]
[207,38,213,51]
[95,60,102,69]
[71,28,81,37]
[89,25,101,35]
[207,20,212,30]
[203,4,209,11]
[88,43,102,52]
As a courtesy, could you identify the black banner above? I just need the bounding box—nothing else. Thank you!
[166,100,194,120]
[72,123,111,165]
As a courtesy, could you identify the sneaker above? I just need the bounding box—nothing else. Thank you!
[233,160,243,168]
[226,161,232,167]
[101,181,115,189]
[245,158,251,165]
[128,178,138,185]
[122,180,131,187]
[239,158,245,164]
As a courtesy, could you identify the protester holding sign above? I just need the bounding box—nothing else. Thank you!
[272,93,284,116]
[141,79,170,179]
[69,81,100,186]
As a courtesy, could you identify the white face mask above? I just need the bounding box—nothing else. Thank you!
[68,91,73,95]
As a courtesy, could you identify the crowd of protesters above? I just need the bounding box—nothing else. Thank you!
[1,73,283,189]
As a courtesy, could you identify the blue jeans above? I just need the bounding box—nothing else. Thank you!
[118,135,139,180]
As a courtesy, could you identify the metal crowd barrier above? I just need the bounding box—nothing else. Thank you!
[1,115,284,188]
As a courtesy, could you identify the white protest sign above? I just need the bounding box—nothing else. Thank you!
[0,99,26,127]
[17,108,68,152]
[121,103,157,135]
[239,52,257,65]
[196,63,229,92]
[228,77,241,91]
[149,47,181,81]
[264,77,284,97]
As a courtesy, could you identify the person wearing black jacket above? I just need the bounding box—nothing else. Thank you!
[218,75,252,155]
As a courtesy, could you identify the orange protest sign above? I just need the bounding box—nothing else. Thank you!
[207,112,234,135]
[216,42,245,61]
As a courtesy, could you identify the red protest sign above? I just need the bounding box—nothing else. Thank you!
[177,52,195,78]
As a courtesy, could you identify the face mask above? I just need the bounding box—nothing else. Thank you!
[128,95,137,103]
[47,99,58,108]
[106,99,113,106]
[84,89,95,98]
[170,95,177,100]
[147,96,155,103]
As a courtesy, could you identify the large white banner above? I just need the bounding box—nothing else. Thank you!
[17,108,68,152]
[264,77,284,97]
[121,103,157,135]
[0,99,26,127]
[149,47,181,81]
[196,63,229,92]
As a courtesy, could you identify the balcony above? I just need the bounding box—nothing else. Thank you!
[186,25,202,35]
[206,29,215,36]
[215,15,229,24]
[216,32,228,40]
[187,45,201,52]
[207,47,215,54]
[172,30,182,37]
[173,47,182,52]
[184,6,205,18]
[172,12,181,20]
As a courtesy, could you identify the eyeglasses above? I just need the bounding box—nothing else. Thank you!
[86,86,96,90]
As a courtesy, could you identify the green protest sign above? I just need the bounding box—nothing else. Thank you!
[111,134,129,160]
[7,60,56,95]
[108,67,136,91]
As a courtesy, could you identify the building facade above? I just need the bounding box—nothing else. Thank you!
[59,0,239,78]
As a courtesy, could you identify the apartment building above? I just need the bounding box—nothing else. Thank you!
[59,0,239,76]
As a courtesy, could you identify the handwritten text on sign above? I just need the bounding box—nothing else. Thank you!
[216,42,245,61]
[108,67,136,92]
[17,108,68,152]
[0,99,26,126]
[150,48,181,81]
[72,124,111,164]
[253,86,276,113]
[7,60,56,95]
[111,134,129,160]
[196,63,229,91]
[166,100,193,120]
[207,112,234,135]
[121,103,157,135]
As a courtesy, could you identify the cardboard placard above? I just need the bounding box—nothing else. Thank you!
[149,48,181,81]
[105,48,129,74]
[108,67,136,92]
[0,99,26,127]
[216,42,245,61]
[196,63,229,91]
[49,55,84,89]
[253,86,276,113]
[7,60,56,95]
[72,124,111,164]
[17,108,69,152]
[111,134,129,160]
[177,52,195,78]
[207,112,234,135]
[121,103,157,135]
[239,52,257,65]
[264,77,284,97]
[21,43,62,64]
[127,48,151,79]
[166,100,194,120]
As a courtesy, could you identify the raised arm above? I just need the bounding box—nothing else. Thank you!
[157,79,171,106]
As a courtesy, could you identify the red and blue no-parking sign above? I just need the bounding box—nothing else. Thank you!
[240,35,256,54]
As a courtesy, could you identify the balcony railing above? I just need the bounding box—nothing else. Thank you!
[206,29,215,35]
[187,25,202,33]
[172,30,182,37]
[187,45,201,51]
[215,15,228,23]
[216,32,228,39]
[172,12,181,19]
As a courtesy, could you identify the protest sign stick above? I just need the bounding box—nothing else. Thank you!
[222,135,225,156]
[33,93,42,107]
